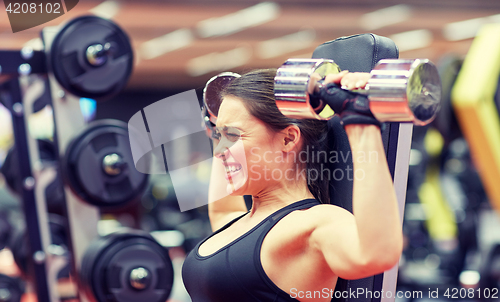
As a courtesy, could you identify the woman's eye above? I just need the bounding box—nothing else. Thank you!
[226,133,240,141]
[212,132,221,140]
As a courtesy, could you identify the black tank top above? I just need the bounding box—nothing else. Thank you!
[182,199,321,302]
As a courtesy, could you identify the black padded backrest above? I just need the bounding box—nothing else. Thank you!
[313,33,398,212]
[311,33,398,302]
[313,33,399,73]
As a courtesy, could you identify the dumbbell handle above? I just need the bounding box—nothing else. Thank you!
[314,79,369,95]
[310,82,364,113]
[308,79,366,111]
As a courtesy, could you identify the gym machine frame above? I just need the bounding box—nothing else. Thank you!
[44,24,101,302]
[0,49,63,302]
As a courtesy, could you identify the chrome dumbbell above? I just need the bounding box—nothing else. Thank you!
[274,58,441,126]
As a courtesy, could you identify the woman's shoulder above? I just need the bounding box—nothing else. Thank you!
[269,203,353,241]
[294,203,354,226]
[269,203,355,243]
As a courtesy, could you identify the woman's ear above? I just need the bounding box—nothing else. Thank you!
[281,125,301,152]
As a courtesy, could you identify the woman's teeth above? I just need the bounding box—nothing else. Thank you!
[226,165,241,173]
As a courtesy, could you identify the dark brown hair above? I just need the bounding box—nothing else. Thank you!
[221,69,330,204]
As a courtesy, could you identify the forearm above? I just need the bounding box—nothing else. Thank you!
[208,195,247,218]
[208,194,247,231]
[346,124,402,265]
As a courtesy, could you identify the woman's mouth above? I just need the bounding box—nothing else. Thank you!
[224,164,242,180]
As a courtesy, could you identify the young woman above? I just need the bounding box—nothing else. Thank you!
[182,69,403,302]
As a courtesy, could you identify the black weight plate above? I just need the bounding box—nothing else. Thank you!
[0,274,24,302]
[0,139,58,195]
[0,139,64,213]
[0,212,12,251]
[45,173,65,216]
[64,120,148,208]
[32,79,53,113]
[9,230,28,277]
[10,214,68,278]
[480,244,500,291]
[0,146,19,195]
[50,15,133,100]
[80,229,174,302]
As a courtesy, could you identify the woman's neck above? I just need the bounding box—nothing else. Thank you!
[247,179,315,218]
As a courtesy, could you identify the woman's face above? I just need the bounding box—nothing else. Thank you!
[213,96,289,197]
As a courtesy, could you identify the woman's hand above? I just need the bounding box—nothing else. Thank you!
[307,70,371,95]
[324,71,371,90]
[309,71,381,127]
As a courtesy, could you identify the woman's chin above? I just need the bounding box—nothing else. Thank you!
[227,189,243,196]
[225,171,247,195]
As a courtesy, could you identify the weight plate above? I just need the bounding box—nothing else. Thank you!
[0,274,24,302]
[0,146,19,195]
[32,79,53,113]
[64,120,148,208]
[0,211,13,250]
[0,213,11,251]
[10,214,68,278]
[480,244,500,290]
[80,229,174,302]
[0,139,58,195]
[50,15,133,100]
[203,72,241,125]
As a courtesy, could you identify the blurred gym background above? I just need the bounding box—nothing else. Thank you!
[0,0,500,301]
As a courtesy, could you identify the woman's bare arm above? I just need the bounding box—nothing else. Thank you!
[310,73,403,280]
[310,125,402,280]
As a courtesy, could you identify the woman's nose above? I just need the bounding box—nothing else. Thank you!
[213,141,230,159]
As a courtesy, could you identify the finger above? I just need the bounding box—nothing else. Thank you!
[323,70,349,84]
[341,72,371,90]
[354,73,371,89]
[340,74,355,90]
[307,72,323,94]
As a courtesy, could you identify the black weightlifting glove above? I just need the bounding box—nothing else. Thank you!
[315,82,381,128]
